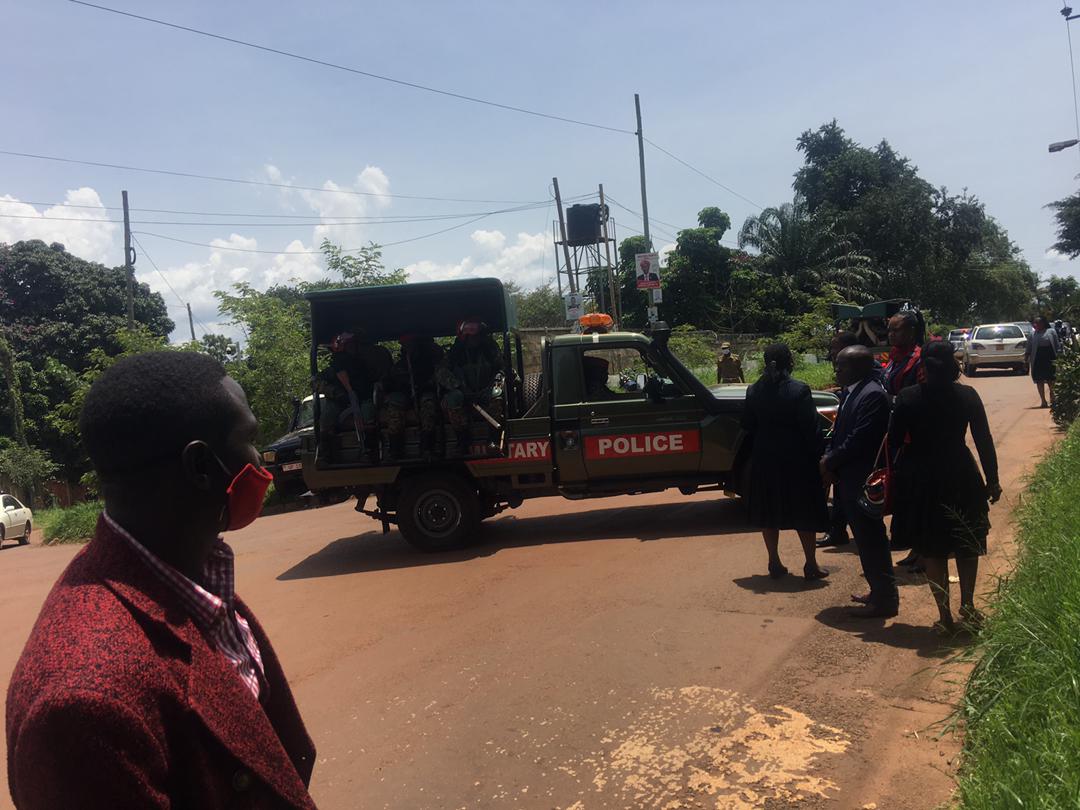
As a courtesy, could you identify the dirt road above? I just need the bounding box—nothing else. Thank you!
[0,373,1058,809]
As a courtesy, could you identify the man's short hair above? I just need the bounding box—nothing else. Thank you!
[80,351,236,478]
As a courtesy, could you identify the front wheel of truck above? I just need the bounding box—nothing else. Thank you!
[398,473,480,552]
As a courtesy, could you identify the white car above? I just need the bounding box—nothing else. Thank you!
[962,323,1029,376]
[1,493,32,547]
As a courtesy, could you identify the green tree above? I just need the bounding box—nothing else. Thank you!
[319,239,407,288]
[1037,275,1080,320]
[199,333,241,364]
[1048,189,1080,258]
[790,121,1023,323]
[0,240,173,487]
[738,196,876,300]
[507,283,566,327]
[0,438,56,505]
[214,284,309,445]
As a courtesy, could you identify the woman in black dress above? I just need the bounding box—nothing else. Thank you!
[1027,316,1061,408]
[741,344,830,581]
[888,341,1002,632]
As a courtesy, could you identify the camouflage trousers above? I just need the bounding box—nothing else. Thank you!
[441,389,503,430]
[382,391,439,436]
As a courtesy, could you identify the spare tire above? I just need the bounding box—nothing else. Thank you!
[522,372,545,411]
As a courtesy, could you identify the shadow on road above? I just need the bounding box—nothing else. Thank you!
[279,496,755,580]
[731,573,832,594]
[814,605,972,658]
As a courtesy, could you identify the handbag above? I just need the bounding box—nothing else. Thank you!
[858,434,895,518]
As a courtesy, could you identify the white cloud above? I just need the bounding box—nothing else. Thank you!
[0,188,119,263]
[1045,248,1072,263]
[136,234,323,341]
[405,229,549,288]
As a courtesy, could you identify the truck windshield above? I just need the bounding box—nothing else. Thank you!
[297,398,316,429]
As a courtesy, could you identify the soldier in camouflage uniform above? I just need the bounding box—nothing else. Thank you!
[317,331,391,462]
[439,319,504,457]
[382,335,444,461]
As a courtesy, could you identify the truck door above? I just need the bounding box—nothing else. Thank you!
[577,346,703,480]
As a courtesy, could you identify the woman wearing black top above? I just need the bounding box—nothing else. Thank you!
[741,344,830,581]
[888,341,1002,632]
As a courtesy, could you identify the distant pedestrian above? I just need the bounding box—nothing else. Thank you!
[821,346,899,618]
[1028,316,1062,408]
[888,340,1001,633]
[716,341,745,383]
[741,344,829,582]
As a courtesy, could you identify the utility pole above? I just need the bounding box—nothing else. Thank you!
[552,177,576,293]
[122,190,134,329]
[634,94,651,249]
[599,183,620,327]
[187,303,196,342]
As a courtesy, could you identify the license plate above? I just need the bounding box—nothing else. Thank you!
[996,344,1004,351]
[281,462,303,472]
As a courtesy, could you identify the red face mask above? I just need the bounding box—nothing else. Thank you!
[215,455,273,531]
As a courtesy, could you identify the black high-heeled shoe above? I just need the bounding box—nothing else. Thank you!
[803,564,829,581]
[768,562,789,579]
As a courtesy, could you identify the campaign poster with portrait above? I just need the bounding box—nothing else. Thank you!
[635,252,661,290]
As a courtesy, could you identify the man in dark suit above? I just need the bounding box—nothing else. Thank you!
[7,352,317,809]
[821,346,899,618]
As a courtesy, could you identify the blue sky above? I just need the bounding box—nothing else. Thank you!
[3,0,1080,340]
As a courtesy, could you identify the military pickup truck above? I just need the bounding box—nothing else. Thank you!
[300,278,838,551]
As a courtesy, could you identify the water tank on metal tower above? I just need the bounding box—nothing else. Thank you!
[565,203,607,246]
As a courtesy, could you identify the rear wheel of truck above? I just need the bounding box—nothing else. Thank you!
[398,473,480,552]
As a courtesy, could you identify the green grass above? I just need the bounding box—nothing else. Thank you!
[958,422,1080,808]
[744,360,836,391]
[42,501,102,544]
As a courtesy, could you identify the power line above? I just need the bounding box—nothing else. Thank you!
[68,0,635,136]
[0,213,119,224]
[1,195,593,220]
[130,233,205,333]
[134,210,494,255]
[642,138,763,210]
[0,149,545,205]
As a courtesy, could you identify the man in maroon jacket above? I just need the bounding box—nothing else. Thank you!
[6,351,318,809]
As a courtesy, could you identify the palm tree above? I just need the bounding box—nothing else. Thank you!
[738,196,878,301]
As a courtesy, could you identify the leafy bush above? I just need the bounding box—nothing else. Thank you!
[1051,347,1080,427]
[668,325,719,384]
[42,501,102,544]
[958,421,1080,807]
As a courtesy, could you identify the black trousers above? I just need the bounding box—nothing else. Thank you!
[827,486,849,540]
[836,479,899,609]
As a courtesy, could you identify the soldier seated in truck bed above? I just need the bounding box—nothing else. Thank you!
[382,335,444,461]
[438,318,505,457]
[317,330,392,463]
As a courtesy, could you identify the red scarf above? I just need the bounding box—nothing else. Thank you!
[885,344,922,394]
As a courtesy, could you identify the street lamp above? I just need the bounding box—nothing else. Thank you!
[1049,139,1080,153]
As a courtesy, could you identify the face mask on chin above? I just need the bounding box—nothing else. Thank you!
[212,452,273,531]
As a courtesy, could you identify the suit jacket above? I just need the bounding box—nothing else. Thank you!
[6,517,317,810]
[824,376,890,485]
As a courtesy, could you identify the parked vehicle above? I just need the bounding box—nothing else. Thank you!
[300,278,838,552]
[0,494,32,547]
[948,328,971,357]
[962,323,1029,376]
[261,394,349,506]
[1014,321,1035,339]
